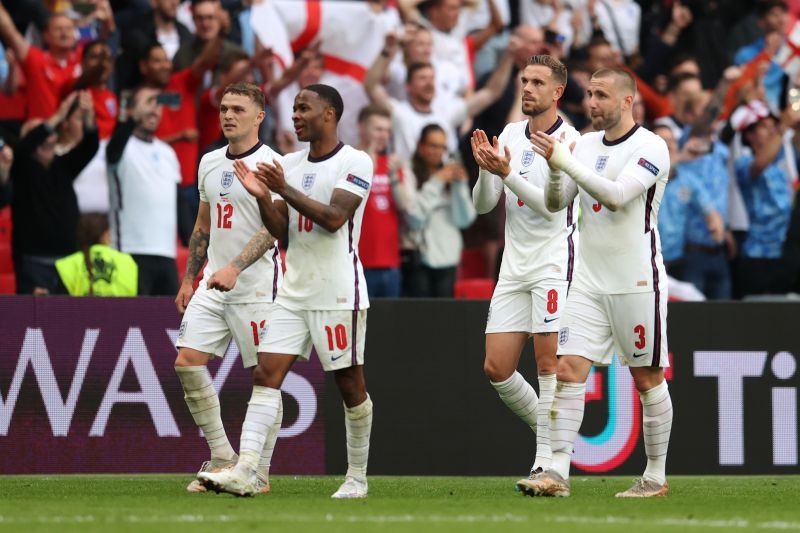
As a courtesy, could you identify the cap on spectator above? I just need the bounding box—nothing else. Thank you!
[730,100,774,132]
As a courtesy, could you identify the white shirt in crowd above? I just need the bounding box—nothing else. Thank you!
[278,143,373,311]
[390,97,467,161]
[197,143,284,304]
[571,125,669,294]
[386,56,471,105]
[73,138,110,214]
[108,135,180,259]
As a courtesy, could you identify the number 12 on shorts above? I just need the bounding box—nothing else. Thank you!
[325,324,348,351]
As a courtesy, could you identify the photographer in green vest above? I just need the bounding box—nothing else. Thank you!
[55,213,138,296]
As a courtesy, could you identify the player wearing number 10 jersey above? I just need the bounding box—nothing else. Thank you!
[173,83,283,495]
[200,84,375,499]
[471,55,580,481]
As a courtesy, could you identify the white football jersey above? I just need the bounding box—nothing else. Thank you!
[278,143,373,311]
[571,125,669,294]
[497,117,581,283]
[197,143,283,304]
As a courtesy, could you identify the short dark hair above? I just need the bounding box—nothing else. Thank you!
[219,50,251,74]
[406,62,433,84]
[81,39,108,61]
[303,83,344,122]
[191,0,219,8]
[587,36,612,51]
[358,104,391,124]
[592,68,637,96]
[756,0,788,18]
[526,55,568,86]
[222,82,266,110]
[142,42,165,62]
[667,72,701,93]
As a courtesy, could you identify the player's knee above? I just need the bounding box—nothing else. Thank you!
[174,349,208,367]
[483,359,512,383]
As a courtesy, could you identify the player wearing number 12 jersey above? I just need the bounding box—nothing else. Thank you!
[173,83,283,494]
[521,68,672,499]
[200,84,375,499]
[471,55,580,481]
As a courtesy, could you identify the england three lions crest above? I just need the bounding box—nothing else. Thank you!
[595,155,609,172]
[221,171,235,189]
[302,173,316,191]
[521,150,535,167]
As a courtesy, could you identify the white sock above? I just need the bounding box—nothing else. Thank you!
[533,373,557,471]
[344,395,373,480]
[257,397,283,481]
[234,386,282,477]
[491,371,538,432]
[640,381,672,485]
[175,366,236,461]
[549,381,586,480]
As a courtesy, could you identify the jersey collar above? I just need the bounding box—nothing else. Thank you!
[226,141,263,160]
[524,116,563,140]
[308,141,344,163]
[602,124,640,146]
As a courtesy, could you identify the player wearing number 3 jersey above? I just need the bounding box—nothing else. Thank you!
[518,68,673,499]
[173,83,283,495]
[471,55,579,482]
[199,84,375,499]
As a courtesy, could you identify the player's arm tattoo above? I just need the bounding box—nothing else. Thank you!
[230,228,276,273]
[183,226,210,283]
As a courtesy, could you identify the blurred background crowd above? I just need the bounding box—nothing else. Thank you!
[0,0,799,300]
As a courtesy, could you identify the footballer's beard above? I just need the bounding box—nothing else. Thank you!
[591,106,622,131]
[522,100,551,118]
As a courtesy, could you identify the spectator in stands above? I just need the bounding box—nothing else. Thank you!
[654,125,691,278]
[138,38,222,244]
[734,1,788,111]
[107,86,180,296]
[0,5,81,120]
[401,124,476,297]
[734,101,798,296]
[72,0,117,48]
[11,91,99,294]
[275,46,323,154]
[54,213,138,296]
[198,49,253,153]
[0,141,12,209]
[365,32,516,160]
[172,0,244,78]
[357,105,405,298]
[654,73,708,146]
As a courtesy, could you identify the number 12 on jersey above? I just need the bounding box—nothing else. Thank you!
[216,203,233,229]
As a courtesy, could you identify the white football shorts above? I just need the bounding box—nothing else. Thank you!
[486,278,569,334]
[176,286,273,368]
[260,303,368,372]
[556,288,669,368]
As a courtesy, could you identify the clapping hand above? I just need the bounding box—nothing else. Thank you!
[471,129,511,178]
[233,159,270,199]
[255,159,289,194]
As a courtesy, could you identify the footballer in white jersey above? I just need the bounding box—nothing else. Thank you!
[173,84,284,496]
[522,68,673,499]
[199,85,375,500]
[471,55,579,480]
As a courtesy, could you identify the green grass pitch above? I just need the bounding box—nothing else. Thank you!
[0,475,799,532]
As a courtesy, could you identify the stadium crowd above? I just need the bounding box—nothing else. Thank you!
[0,0,799,300]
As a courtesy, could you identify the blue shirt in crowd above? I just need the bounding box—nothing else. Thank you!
[735,39,785,111]
[735,148,794,258]
[659,170,700,262]
[682,142,730,248]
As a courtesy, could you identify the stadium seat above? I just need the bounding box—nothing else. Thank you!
[0,272,15,294]
[0,241,12,274]
[457,248,486,279]
[454,278,495,299]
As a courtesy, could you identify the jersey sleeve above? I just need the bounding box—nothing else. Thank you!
[197,153,209,202]
[619,137,670,190]
[335,151,373,199]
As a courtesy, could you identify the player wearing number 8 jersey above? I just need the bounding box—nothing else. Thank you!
[173,83,283,495]
[519,68,673,499]
[471,55,580,481]
[199,84,375,499]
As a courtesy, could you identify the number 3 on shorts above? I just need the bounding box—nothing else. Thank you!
[634,324,646,350]
[325,324,348,351]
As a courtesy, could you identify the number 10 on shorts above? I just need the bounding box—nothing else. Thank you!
[325,324,348,351]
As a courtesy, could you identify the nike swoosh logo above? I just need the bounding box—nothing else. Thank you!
[331,353,346,361]
[632,352,648,358]
[519,171,530,175]
[544,316,558,323]
[220,192,230,197]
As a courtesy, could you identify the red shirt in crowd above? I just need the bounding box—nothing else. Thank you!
[22,46,82,120]
[198,86,222,151]
[359,154,401,269]
[89,87,118,140]
[156,68,202,187]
